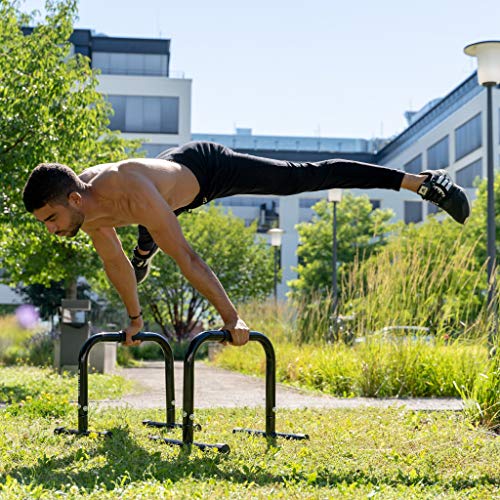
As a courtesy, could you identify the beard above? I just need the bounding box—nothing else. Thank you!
[58,208,84,237]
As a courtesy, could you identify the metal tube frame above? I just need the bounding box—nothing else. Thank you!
[159,330,308,453]
[54,331,179,437]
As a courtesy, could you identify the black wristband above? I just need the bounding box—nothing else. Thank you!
[129,310,142,320]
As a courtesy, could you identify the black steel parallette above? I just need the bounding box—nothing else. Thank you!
[155,329,308,453]
[54,331,179,437]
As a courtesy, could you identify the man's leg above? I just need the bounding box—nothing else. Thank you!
[214,149,470,224]
[131,225,159,284]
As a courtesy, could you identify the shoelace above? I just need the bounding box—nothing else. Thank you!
[419,174,453,204]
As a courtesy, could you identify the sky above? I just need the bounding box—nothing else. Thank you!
[20,0,500,140]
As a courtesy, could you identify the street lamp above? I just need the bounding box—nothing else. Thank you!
[464,41,500,343]
[267,227,285,305]
[327,189,343,324]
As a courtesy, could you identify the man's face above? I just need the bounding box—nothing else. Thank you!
[33,200,84,238]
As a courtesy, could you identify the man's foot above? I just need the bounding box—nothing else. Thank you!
[131,244,159,284]
[417,170,471,224]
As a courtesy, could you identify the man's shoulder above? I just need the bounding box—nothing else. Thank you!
[79,163,116,183]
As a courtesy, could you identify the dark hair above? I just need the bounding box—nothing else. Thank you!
[23,163,86,213]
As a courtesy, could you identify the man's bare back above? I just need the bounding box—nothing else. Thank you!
[78,159,201,231]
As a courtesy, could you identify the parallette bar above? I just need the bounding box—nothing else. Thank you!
[54,427,112,438]
[143,420,202,431]
[148,435,230,454]
[232,427,310,440]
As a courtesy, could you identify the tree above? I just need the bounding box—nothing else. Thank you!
[0,0,140,296]
[94,205,275,342]
[288,193,394,297]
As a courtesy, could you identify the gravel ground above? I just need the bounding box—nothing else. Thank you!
[95,361,464,411]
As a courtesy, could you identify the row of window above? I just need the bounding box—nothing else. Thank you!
[93,52,168,77]
[404,113,482,173]
[108,95,179,134]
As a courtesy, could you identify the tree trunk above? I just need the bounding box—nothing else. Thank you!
[65,278,77,299]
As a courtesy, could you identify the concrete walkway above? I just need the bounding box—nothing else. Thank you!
[96,361,463,411]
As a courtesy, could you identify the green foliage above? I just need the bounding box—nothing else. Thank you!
[95,205,274,341]
[289,193,394,296]
[0,314,55,367]
[0,0,140,289]
[214,337,489,398]
[0,315,34,364]
[342,217,491,336]
[462,171,500,265]
[457,352,500,433]
[290,173,500,340]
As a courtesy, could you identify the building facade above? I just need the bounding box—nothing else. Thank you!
[66,29,192,152]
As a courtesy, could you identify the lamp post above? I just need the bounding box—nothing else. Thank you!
[464,41,500,344]
[327,189,343,325]
[268,228,285,305]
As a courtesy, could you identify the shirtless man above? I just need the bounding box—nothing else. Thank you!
[22,141,470,346]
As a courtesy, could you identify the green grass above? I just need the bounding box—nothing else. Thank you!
[213,339,489,398]
[0,405,499,499]
[0,366,135,418]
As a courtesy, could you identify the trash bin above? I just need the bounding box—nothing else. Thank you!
[54,299,91,372]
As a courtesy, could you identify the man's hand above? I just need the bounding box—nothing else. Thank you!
[222,317,250,346]
[123,317,144,346]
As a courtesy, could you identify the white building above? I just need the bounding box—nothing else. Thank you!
[67,29,192,152]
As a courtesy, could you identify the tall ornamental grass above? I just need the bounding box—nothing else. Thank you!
[456,352,500,434]
[214,333,489,398]
[341,224,491,340]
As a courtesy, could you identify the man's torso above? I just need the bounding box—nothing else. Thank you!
[78,159,200,231]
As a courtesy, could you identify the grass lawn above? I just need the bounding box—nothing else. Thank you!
[1,366,499,498]
[0,393,499,497]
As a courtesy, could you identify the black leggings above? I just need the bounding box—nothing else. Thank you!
[137,141,406,250]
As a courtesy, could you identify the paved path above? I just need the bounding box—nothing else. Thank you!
[96,361,463,411]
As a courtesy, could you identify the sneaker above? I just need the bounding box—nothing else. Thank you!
[131,244,159,284]
[417,170,471,224]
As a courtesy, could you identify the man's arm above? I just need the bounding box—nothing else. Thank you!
[86,226,143,346]
[117,168,250,345]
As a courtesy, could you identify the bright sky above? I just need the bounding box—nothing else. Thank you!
[21,0,500,140]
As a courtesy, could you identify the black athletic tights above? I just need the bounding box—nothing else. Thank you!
[137,141,406,250]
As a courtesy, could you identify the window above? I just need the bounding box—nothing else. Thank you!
[92,52,168,76]
[141,143,177,158]
[108,95,179,134]
[299,198,322,208]
[427,136,449,169]
[404,154,422,174]
[455,113,482,161]
[404,201,422,224]
[370,200,381,210]
[456,158,482,188]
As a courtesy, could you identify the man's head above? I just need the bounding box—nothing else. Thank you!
[23,163,86,237]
